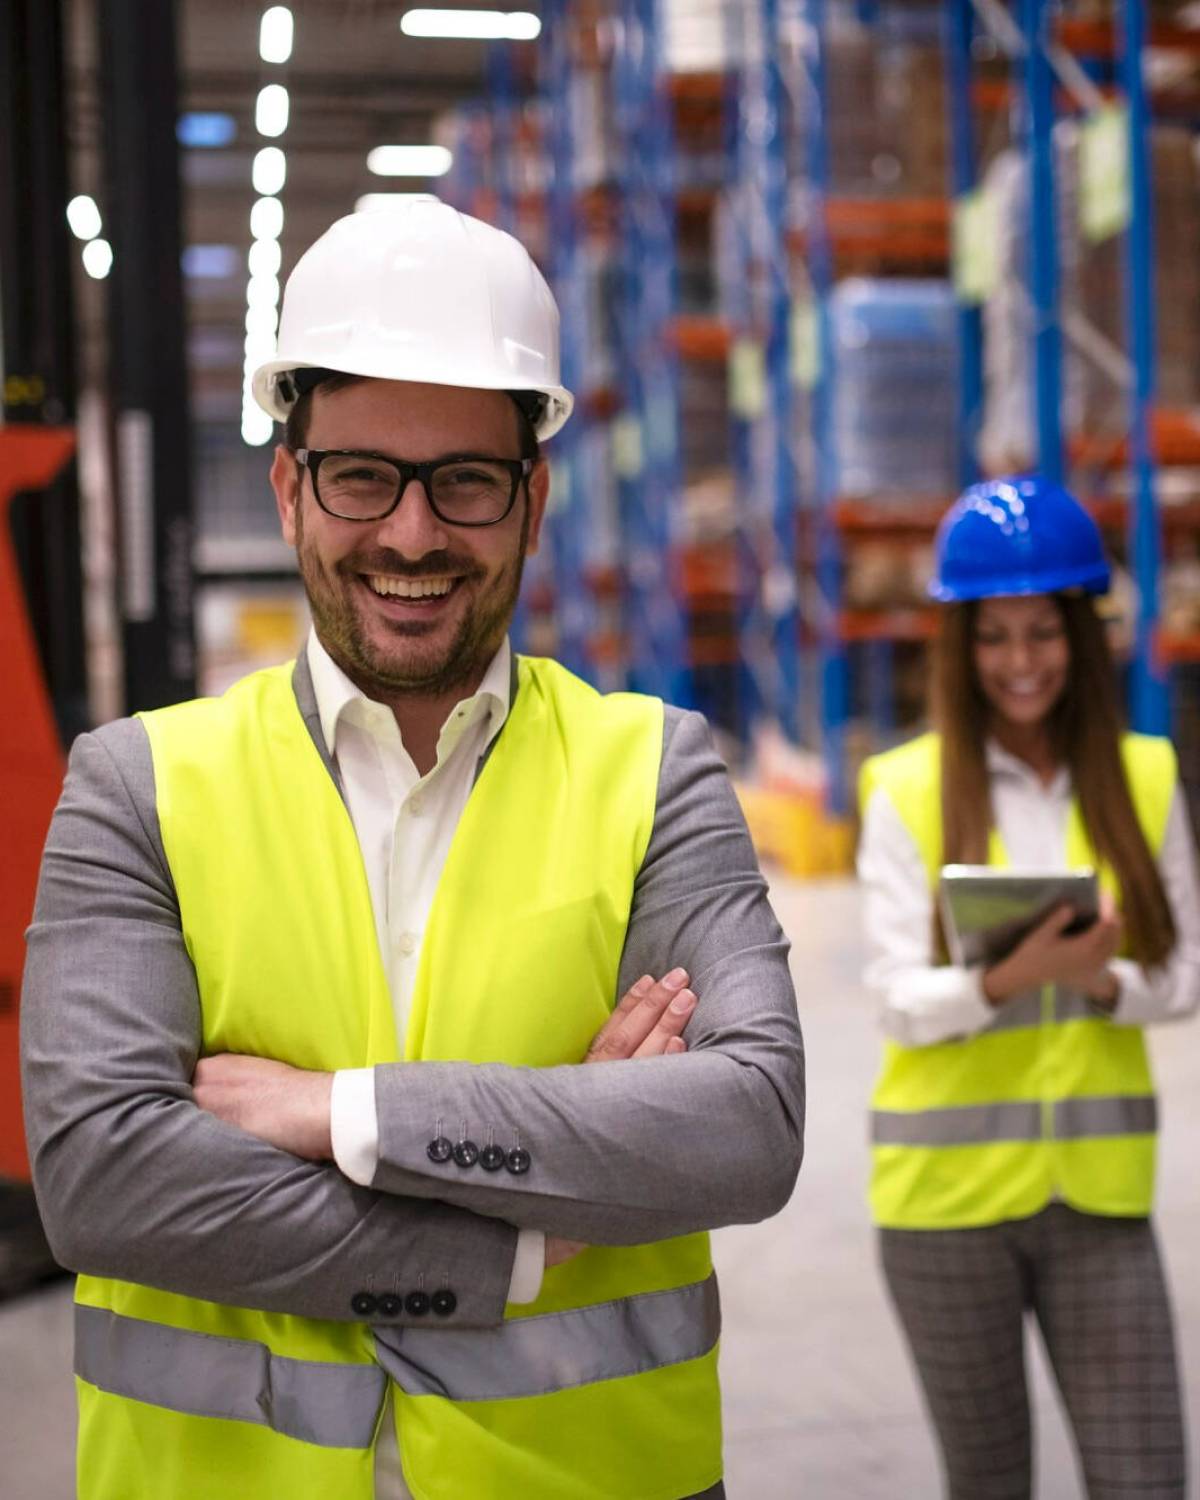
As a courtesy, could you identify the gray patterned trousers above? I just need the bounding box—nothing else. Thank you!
[879,1203,1186,1499]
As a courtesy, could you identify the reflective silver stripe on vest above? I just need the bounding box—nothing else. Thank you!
[872,1101,1042,1147]
[873,1093,1159,1148]
[1056,1094,1158,1138]
[375,1273,720,1402]
[75,1304,386,1449]
[981,988,1096,1032]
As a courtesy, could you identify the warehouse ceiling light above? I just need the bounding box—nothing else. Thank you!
[255,84,289,138]
[246,272,281,309]
[242,407,274,446]
[245,303,279,336]
[259,6,294,64]
[252,146,287,195]
[399,8,540,40]
[250,195,284,240]
[367,145,452,177]
[82,239,113,279]
[248,237,282,277]
[66,195,102,241]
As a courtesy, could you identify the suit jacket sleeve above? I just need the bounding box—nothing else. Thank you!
[369,706,806,1243]
[20,719,518,1326]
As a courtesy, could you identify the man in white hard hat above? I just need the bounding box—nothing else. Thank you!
[22,199,804,1500]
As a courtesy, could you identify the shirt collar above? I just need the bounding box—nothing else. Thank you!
[985,737,1070,797]
[305,629,512,760]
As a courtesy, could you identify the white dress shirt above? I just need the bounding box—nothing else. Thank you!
[306,631,545,1299]
[306,632,545,1499]
[858,738,1200,1047]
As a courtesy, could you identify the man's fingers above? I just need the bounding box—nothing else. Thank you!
[607,975,655,1025]
[631,989,696,1058]
[585,968,691,1062]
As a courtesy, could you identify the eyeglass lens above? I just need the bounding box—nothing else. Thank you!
[317,454,515,523]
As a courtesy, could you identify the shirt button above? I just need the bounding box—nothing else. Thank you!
[397,931,418,957]
[407,795,423,816]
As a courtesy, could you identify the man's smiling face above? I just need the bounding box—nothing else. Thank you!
[272,377,547,700]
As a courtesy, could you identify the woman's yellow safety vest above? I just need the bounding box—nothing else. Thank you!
[859,731,1175,1231]
[73,657,722,1500]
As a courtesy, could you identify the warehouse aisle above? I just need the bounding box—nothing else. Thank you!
[2,876,1197,1500]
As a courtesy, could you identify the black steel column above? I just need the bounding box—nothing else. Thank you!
[98,0,196,710]
[0,0,89,745]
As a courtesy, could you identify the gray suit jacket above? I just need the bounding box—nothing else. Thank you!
[21,657,804,1329]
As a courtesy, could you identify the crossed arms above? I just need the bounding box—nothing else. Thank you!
[21,707,804,1327]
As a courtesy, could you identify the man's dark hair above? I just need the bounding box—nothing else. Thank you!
[281,374,540,461]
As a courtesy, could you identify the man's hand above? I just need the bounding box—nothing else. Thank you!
[546,971,696,1270]
[193,1054,333,1161]
[584,968,696,1063]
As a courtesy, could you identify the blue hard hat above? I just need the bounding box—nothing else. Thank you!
[929,474,1111,603]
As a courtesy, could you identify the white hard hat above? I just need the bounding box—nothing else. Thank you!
[251,198,574,440]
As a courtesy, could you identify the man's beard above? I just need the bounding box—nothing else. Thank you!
[295,502,529,700]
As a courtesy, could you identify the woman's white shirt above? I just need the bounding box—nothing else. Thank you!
[858,739,1200,1047]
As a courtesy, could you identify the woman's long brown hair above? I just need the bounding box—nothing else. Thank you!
[932,595,1176,967]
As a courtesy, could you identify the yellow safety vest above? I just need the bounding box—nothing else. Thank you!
[74,657,722,1500]
[859,730,1175,1231]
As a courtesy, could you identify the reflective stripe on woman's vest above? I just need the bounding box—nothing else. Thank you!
[74,658,723,1500]
[859,731,1176,1231]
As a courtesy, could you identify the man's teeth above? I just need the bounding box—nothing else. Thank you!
[366,575,454,599]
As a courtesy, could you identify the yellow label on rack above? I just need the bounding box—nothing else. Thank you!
[952,188,1000,304]
[611,414,644,478]
[1080,104,1130,242]
[790,298,821,390]
[728,337,766,419]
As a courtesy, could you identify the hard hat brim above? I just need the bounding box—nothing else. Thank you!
[251,357,574,441]
[928,560,1112,603]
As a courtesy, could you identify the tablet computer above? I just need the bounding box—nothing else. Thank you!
[937,865,1099,968]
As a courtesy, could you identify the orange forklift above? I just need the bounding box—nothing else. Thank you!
[1,0,195,1295]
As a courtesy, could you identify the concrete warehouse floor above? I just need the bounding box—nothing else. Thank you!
[2,876,1198,1499]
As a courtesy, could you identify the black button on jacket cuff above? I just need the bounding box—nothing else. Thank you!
[351,1291,378,1317]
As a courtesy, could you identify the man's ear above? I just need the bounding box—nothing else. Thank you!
[270,444,300,547]
[524,458,550,556]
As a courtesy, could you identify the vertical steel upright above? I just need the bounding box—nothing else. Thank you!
[538,0,592,680]
[762,0,802,745]
[485,40,519,235]
[945,0,982,488]
[99,0,196,712]
[723,3,766,736]
[1118,0,1169,733]
[0,0,89,745]
[1020,0,1064,485]
[727,0,802,743]
[610,0,690,704]
[801,0,848,811]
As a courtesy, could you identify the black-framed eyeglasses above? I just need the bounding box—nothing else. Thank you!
[293,448,535,527]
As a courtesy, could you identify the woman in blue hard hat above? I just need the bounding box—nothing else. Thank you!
[857,475,1199,1499]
